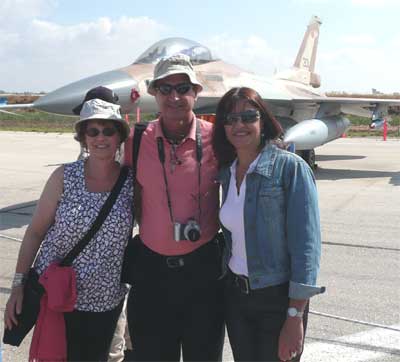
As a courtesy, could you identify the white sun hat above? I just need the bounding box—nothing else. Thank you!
[147,53,203,96]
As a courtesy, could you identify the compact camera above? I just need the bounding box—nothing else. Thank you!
[174,219,201,242]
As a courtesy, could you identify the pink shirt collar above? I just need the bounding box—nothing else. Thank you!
[154,114,197,142]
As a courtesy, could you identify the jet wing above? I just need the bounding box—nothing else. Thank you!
[0,103,34,109]
[309,96,400,117]
[258,95,400,119]
[0,103,34,115]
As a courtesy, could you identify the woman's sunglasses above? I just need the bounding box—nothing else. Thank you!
[156,83,193,95]
[85,127,117,137]
[224,110,261,126]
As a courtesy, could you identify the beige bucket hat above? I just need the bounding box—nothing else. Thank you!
[74,99,130,141]
[147,53,203,96]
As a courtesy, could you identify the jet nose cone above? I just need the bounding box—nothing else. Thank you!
[34,70,137,115]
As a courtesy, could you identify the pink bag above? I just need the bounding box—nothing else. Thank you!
[29,263,77,362]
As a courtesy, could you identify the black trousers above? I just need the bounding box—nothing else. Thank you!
[126,239,225,362]
[224,271,309,362]
[64,301,123,362]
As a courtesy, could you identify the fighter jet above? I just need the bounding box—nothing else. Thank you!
[3,15,400,167]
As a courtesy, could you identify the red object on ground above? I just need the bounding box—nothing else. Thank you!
[383,118,388,141]
[136,107,141,123]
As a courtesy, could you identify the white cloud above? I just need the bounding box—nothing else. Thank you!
[0,0,56,30]
[319,46,400,93]
[205,32,400,94]
[206,34,280,76]
[0,15,167,92]
[291,0,330,3]
[294,0,400,7]
[351,0,399,7]
[340,34,376,46]
[1,1,400,95]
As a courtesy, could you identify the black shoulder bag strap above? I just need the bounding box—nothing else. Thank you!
[131,123,148,223]
[60,166,129,267]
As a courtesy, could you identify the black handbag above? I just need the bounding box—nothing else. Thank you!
[120,234,140,284]
[3,166,129,347]
[3,268,44,345]
[120,123,148,285]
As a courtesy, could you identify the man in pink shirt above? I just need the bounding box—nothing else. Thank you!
[124,54,224,361]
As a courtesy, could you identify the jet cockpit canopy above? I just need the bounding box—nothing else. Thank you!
[134,37,217,65]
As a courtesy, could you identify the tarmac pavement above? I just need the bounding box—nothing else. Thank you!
[0,132,399,361]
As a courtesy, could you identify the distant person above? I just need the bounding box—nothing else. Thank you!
[123,53,224,361]
[212,87,325,362]
[4,99,133,361]
[72,86,119,115]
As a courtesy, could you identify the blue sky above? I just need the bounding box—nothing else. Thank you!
[1,0,400,93]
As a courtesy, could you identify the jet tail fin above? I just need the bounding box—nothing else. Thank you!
[275,16,322,88]
[294,16,321,73]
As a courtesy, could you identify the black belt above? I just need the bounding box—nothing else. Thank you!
[138,236,221,269]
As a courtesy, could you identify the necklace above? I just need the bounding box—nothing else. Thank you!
[166,139,182,173]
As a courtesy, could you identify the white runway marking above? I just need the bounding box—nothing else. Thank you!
[303,324,400,361]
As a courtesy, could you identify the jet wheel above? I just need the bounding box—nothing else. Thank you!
[301,149,316,169]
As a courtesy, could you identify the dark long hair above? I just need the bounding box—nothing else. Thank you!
[212,87,282,167]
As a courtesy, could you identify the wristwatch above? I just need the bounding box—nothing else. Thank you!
[287,307,304,318]
[11,272,27,288]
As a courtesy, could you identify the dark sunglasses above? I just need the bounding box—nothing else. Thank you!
[85,127,117,137]
[224,110,261,126]
[156,83,193,95]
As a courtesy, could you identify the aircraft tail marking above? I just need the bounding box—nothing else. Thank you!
[275,16,322,88]
[294,15,322,73]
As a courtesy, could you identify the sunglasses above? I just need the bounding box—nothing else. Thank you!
[156,83,193,95]
[85,127,117,137]
[224,110,261,126]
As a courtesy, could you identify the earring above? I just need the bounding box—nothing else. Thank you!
[260,132,266,145]
[77,145,89,161]
[115,145,122,162]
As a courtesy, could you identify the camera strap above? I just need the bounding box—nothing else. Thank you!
[156,119,202,224]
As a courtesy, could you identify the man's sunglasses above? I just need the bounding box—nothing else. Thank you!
[156,83,193,95]
[85,127,117,137]
[224,110,261,125]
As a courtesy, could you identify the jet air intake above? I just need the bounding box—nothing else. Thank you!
[283,116,350,150]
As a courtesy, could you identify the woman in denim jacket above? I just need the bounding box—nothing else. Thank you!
[212,87,325,362]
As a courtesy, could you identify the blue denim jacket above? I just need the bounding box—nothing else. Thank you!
[218,143,325,299]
